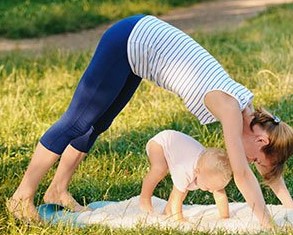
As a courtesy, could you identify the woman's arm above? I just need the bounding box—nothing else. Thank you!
[213,189,229,218]
[255,164,293,208]
[205,91,273,228]
[269,177,293,208]
[164,185,188,221]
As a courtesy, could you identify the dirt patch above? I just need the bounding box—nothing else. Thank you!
[0,0,292,54]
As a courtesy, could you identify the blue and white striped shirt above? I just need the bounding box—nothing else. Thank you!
[127,15,254,124]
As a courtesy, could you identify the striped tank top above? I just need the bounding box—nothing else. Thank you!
[127,15,254,125]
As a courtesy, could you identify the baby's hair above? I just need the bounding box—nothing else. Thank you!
[250,108,293,183]
[201,148,232,185]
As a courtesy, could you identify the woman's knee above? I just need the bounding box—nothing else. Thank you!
[93,121,113,136]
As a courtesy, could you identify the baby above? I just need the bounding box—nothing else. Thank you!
[140,130,232,221]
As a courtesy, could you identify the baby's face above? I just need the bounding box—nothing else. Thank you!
[195,168,226,193]
[195,158,227,192]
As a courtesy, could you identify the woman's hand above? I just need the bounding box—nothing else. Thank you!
[254,162,293,208]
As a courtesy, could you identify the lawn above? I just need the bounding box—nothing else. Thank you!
[0,3,293,235]
[0,0,202,39]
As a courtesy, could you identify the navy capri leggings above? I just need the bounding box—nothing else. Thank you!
[40,15,145,154]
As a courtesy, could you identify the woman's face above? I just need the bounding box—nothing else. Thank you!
[242,124,272,168]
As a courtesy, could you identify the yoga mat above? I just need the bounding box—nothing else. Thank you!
[38,201,115,225]
[38,196,293,233]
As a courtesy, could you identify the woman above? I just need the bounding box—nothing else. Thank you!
[7,14,293,228]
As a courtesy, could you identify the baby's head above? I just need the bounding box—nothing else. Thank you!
[195,148,232,192]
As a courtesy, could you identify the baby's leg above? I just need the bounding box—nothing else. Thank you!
[140,140,168,213]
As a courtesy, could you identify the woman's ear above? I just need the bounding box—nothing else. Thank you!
[255,135,269,147]
[252,124,269,147]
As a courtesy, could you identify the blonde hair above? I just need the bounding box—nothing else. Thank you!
[250,108,293,183]
[200,148,232,185]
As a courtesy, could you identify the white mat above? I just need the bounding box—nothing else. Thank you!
[76,196,293,233]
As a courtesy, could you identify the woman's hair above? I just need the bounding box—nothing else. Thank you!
[250,108,293,183]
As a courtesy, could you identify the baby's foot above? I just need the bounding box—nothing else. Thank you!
[6,197,41,223]
[44,189,90,212]
[139,196,154,213]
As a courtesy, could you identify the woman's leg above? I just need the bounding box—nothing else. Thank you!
[40,19,142,155]
[7,14,145,221]
[44,73,142,211]
[43,145,87,211]
[6,143,59,222]
[140,141,169,213]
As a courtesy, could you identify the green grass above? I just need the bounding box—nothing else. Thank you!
[1,3,293,235]
[0,0,202,39]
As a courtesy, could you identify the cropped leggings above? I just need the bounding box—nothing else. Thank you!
[40,15,145,154]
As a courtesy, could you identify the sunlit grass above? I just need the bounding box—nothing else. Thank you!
[0,3,293,235]
[0,0,202,39]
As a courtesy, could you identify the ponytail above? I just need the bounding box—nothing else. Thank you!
[250,108,293,183]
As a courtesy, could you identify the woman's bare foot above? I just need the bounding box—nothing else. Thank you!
[6,197,41,222]
[44,188,90,212]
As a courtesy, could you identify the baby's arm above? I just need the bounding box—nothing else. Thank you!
[164,185,188,221]
[213,189,229,218]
